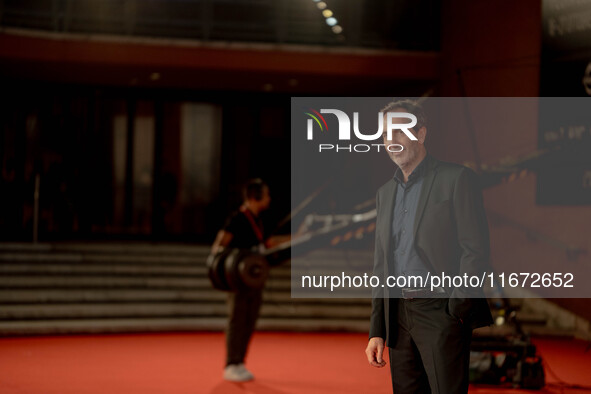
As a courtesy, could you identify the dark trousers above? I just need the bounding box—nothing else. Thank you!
[388,298,472,394]
[225,287,263,366]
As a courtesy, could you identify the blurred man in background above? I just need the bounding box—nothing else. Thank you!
[211,178,287,382]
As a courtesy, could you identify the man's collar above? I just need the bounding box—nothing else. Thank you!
[393,153,431,185]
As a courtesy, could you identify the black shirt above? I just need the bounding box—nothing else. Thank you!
[391,154,433,280]
[223,209,267,250]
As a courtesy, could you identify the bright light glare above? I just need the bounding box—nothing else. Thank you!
[331,25,343,34]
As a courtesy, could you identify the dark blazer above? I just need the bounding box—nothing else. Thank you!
[369,155,493,346]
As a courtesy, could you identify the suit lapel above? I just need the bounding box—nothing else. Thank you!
[413,158,438,238]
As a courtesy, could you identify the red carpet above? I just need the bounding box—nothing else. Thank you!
[0,332,589,393]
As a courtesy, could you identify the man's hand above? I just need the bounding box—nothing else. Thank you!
[365,337,387,368]
[211,230,233,255]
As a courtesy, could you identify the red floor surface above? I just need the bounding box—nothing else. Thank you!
[0,332,590,393]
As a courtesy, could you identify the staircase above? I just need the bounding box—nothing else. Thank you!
[0,243,372,336]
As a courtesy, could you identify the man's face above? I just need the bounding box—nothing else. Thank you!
[382,112,425,168]
[258,186,271,211]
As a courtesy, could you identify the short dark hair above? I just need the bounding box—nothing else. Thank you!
[381,99,427,132]
[243,178,267,201]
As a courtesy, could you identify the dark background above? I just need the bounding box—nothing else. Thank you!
[0,0,589,252]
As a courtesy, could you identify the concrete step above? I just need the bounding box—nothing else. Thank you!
[0,288,371,304]
[0,261,292,276]
[0,275,293,289]
[0,253,207,265]
[0,317,369,336]
[0,289,228,303]
[0,243,380,336]
[0,242,212,256]
[0,263,292,277]
[0,263,208,276]
[0,302,372,320]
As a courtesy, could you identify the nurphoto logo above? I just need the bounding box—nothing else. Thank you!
[305,109,417,152]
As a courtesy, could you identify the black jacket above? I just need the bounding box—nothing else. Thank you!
[369,155,494,346]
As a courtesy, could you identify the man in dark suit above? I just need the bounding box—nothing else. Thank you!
[365,99,493,393]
